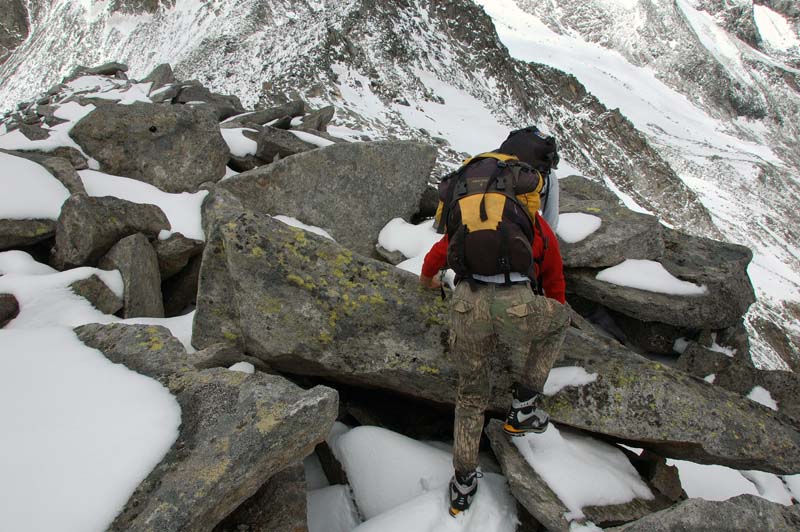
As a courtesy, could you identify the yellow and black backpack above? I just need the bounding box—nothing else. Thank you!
[435,152,545,286]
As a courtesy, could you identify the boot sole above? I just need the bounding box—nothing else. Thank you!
[503,422,548,436]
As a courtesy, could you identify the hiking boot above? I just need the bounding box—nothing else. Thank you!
[448,470,481,517]
[503,383,549,436]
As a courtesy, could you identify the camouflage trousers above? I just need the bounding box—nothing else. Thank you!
[449,281,569,475]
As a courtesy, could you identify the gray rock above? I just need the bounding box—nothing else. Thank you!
[255,125,318,162]
[559,202,664,268]
[69,102,228,192]
[141,63,177,93]
[715,364,800,429]
[152,232,204,280]
[76,62,129,77]
[52,194,169,269]
[0,0,28,66]
[74,323,338,532]
[219,140,436,256]
[190,343,271,373]
[99,233,164,318]
[149,84,180,104]
[566,228,756,329]
[606,494,800,532]
[18,122,50,141]
[300,105,335,131]
[632,450,684,503]
[200,186,245,238]
[485,420,672,531]
[10,146,88,169]
[69,274,123,315]
[560,175,622,209]
[176,83,245,121]
[213,462,307,532]
[0,219,54,251]
[547,330,800,475]
[375,244,406,265]
[221,101,305,129]
[676,342,735,379]
[0,293,19,327]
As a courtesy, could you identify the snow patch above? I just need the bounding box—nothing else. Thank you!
[543,366,598,396]
[556,213,602,244]
[747,385,778,410]
[0,152,70,220]
[754,5,800,52]
[228,361,255,374]
[220,127,258,157]
[274,215,334,240]
[596,259,708,296]
[307,485,361,532]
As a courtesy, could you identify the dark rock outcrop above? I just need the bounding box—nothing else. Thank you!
[75,323,338,532]
[255,126,318,162]
[52,194,169,269]
[69,102,228,192]
[219,140,436,256]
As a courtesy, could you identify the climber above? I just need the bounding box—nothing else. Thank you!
[419,126,569,517]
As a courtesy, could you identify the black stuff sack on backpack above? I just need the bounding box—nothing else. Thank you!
[497,126,559,174]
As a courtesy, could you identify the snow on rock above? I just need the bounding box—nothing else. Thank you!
[351,472,517,532]
[0,262,122,329]
[512,425,654,521]
[0,152,70,220]
[556,213,602,244]
[0,102,96,156]
[704,374,716,383]
[331,426,453,519]
[747,385,779,411]
[307,484,361,532]
[288,129,336,148]
[121,311,197,354]
[595,259,708,295]
[379,218,441,262]
[79,169,208,241]
[783,474,800,502]
[0,250,57,276]
[542,366,598,396]
[220,127,258,157]
[0,327,180,532]
[228,361,255,373]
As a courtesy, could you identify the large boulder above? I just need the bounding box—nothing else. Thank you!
[547,330,800,475]
[51,194,169,269]
[69,102,228,192]
[152,232,204,280]
[193,210,800,473]
[0,219,54,250]
[218,140,436,256]
[485,420,673,531]
[99,233,164,318]
[566,228,756,329]
[606,494,800,532]
[714,364,800,429]
[75,323,338,532]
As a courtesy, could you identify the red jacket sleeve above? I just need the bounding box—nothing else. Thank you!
[536,215,566,304]
[421,235,448,278]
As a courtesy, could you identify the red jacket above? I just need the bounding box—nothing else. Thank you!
[421,213,566,304]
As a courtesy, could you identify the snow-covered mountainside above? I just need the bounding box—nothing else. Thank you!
[1,0,798,368]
